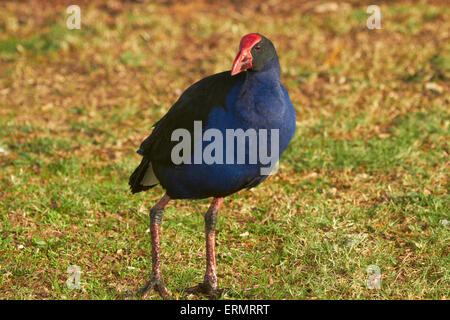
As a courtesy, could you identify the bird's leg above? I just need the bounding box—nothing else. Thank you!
[204,197,223,292]
[186,197,223,298]
[137,194,172,299]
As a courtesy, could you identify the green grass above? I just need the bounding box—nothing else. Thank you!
[0,0,448,299]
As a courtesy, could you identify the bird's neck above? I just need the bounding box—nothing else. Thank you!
[233,56,284,121]
[237,56,281,102]
[245,55,281,83]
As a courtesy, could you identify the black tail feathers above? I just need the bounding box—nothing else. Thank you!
[129,157,156,194]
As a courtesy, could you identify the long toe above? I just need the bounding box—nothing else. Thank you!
[184,282,222,299]
[137,277,172,299]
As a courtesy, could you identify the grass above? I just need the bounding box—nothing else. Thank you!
[0,0,448,299]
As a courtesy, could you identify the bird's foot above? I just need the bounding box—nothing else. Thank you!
[137,276,172,299]
[184,282,222,299]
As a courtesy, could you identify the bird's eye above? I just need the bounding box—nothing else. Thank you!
[254,45,262,51]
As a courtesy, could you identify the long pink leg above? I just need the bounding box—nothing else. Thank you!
[187,197,224,297]
[138,194,172,299]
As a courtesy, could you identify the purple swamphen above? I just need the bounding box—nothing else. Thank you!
[129,33,296,298]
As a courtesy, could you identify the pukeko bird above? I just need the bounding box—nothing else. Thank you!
[129,33,296,298]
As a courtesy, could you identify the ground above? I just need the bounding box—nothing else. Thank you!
[0,0,448,299]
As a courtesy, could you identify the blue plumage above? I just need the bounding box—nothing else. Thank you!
[130,34,296,199]
[130,33,297,299]
[153,55,295,199]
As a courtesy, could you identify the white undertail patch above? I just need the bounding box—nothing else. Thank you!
[141,163,159,186]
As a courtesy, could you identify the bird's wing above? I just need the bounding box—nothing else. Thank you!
[137,71,245,165]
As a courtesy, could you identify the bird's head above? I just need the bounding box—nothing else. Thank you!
[231,33,277,76]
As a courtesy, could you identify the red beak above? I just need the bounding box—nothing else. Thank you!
[231,33,262,76]
[231,48,253,76]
